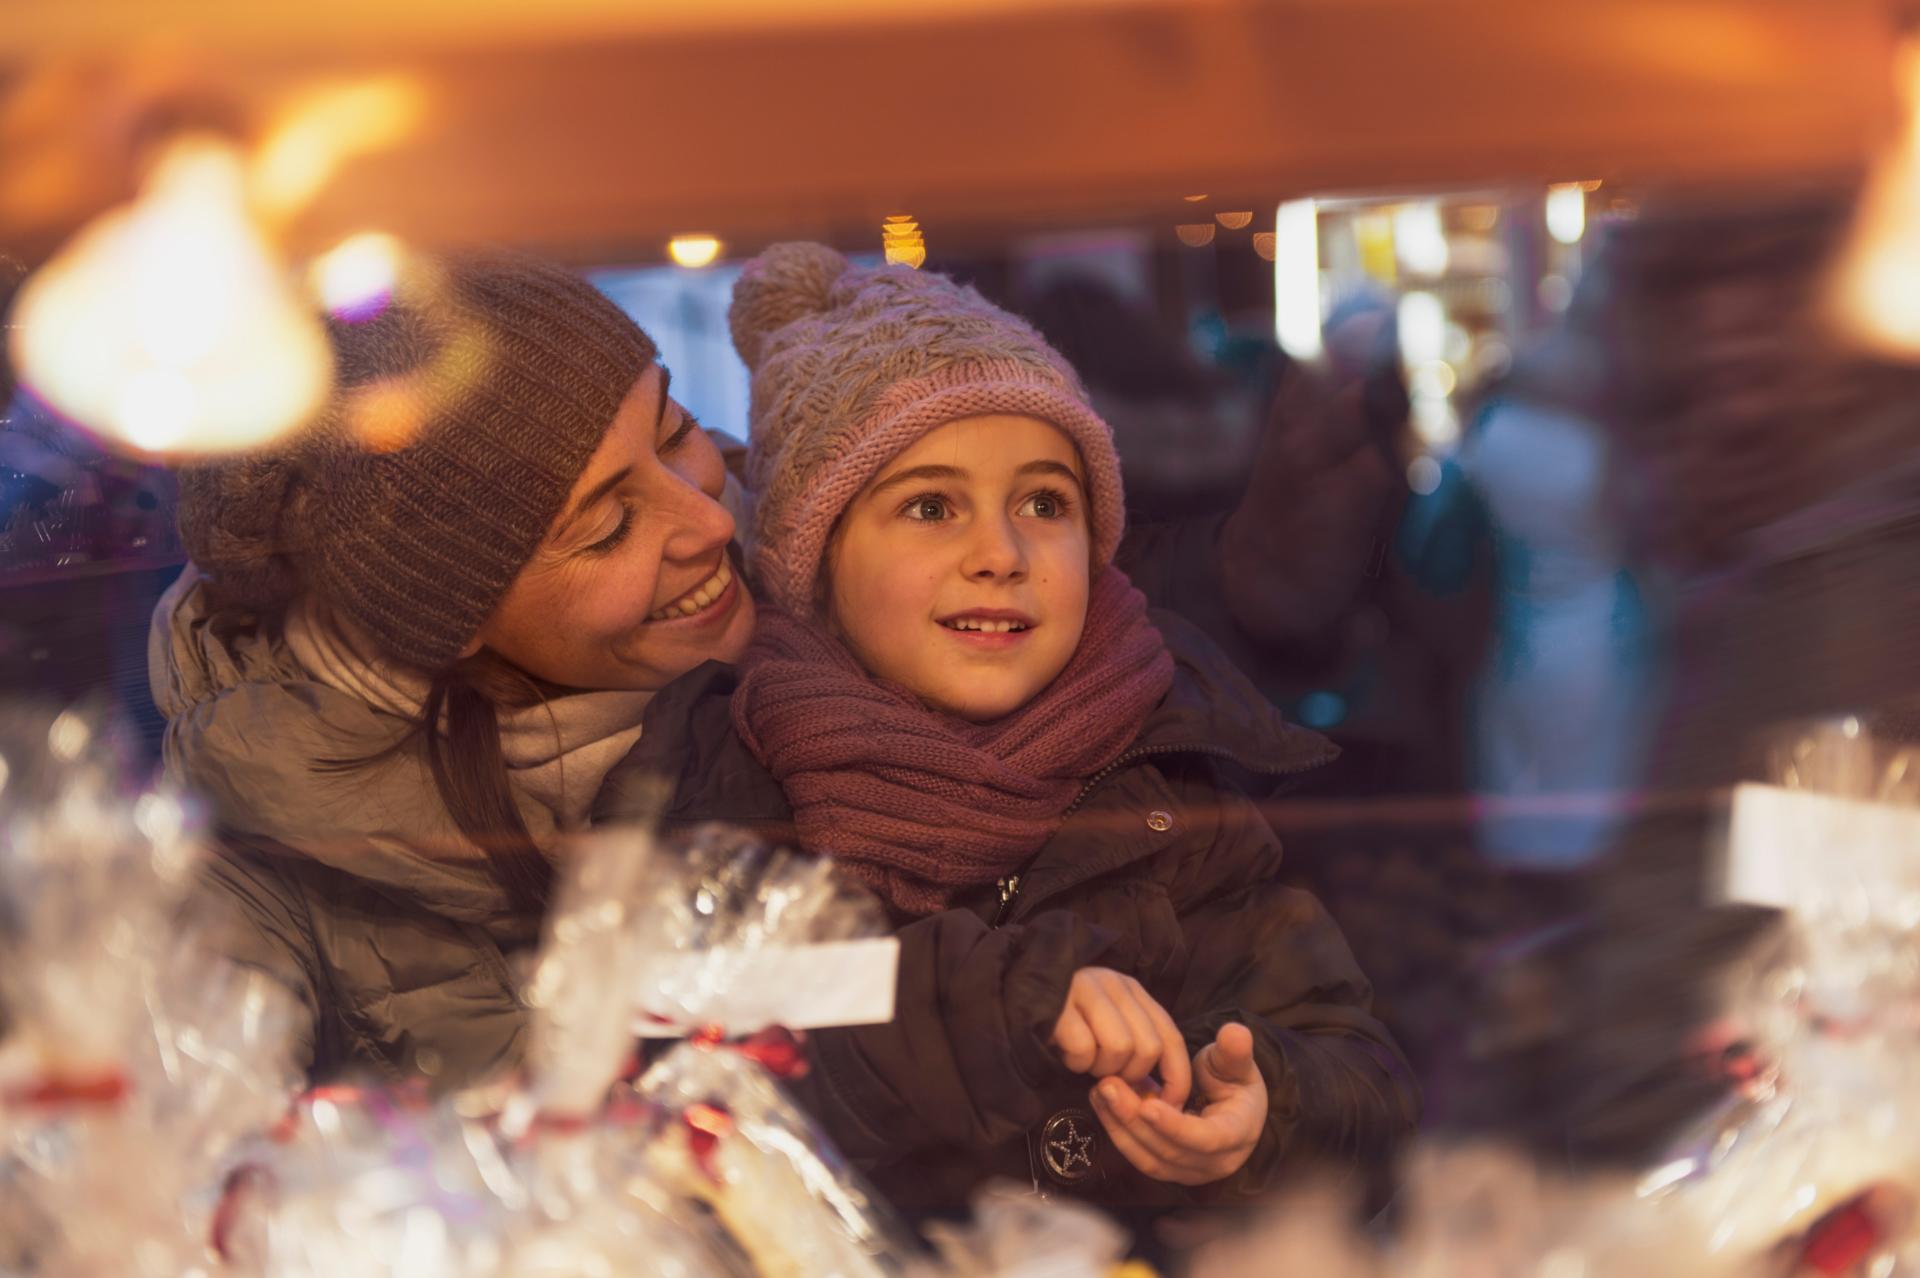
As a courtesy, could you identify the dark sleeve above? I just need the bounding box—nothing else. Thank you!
[1167,783,1420,1203]
[783,908,1124,1161]
[194,838,324,1078]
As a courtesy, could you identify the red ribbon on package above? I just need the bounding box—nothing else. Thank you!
[687,1023,810,1079]
[0,1069,128,1109]
[682,1100,734,1184]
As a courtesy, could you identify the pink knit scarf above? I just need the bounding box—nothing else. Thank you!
[730,567,1174,916]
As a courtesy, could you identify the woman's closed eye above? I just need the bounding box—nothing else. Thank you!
[659,411,699,455]
[580,501,635,556]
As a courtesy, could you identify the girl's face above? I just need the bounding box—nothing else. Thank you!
[825,414,1092,722]
[474,364,756,690]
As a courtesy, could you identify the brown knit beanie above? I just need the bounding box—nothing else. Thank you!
[176,248,656,671]
[730,243,1126,617]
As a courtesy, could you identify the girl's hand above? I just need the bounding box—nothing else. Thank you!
[1051,967,1192,1107]
[1089,1022,1266,1186]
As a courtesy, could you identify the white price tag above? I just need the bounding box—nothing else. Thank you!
[632,936,900,1038]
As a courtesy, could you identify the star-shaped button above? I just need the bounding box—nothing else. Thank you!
[1041,1109,1098,1182]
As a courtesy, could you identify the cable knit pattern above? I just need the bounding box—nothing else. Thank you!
[728,242,1128,617]
[177,250,656,671]
[730,568,1174,916]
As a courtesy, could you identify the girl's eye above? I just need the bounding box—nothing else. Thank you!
[902,495,951,522]
[581,503,635,556]
[1017,488,1074,519]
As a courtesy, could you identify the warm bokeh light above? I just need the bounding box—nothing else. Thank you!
[1174,222,1216,247]
[309,231,405,320]
[1837,40,1920,357]
[1251,231,1277,262]
[252,77,427,221]
[8,136,332,458]
[1546,182,1588,245]
[666,234,723,269]
[882,214,926,269]
[1214,210,1253,229]
[1271,200,1321,360]
[1393,201,1450,276]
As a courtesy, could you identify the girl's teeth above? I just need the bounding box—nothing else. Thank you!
[947,619,1025,633]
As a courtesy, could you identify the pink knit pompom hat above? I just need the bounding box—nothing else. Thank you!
[730,242,1126,617]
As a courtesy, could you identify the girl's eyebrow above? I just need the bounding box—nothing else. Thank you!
[866,463,967,499]
[1018,459,1084,488]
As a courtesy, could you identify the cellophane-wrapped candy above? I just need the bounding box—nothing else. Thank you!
[520,816,916,1275]
[0,703,302,1276]
[1194,721,1920,1278]
[242,818,917,1277]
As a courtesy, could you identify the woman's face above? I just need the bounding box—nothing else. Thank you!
[474,364,755,691]
[825,414,1092,722]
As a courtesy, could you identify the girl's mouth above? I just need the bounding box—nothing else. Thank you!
[937,610,1035,643]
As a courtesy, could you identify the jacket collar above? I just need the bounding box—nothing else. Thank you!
[1127,608,1338,778]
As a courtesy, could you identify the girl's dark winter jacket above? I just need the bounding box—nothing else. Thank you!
[594,612,1419,1211]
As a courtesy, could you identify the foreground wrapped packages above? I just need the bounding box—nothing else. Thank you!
[0,705,303,1276]
[1193,721,1920,1278]
[213,816,954,1276]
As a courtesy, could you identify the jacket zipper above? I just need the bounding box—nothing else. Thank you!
[1059,739,1324,820]
[993,874,1023,927]
[991,739,1328,928]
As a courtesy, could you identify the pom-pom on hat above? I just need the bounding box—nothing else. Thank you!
[729,242,1126,617]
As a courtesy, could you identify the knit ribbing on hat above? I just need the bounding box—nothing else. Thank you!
[177,250,657,671]
[729,243,1128,618]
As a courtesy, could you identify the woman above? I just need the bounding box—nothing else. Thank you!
[152,249,755,1086]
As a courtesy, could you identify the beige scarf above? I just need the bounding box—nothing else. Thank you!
[284,596,655,838]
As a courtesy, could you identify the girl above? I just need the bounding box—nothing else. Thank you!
[600,243,1417,1210]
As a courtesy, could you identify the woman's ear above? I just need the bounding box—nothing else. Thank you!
[457,633,484,660]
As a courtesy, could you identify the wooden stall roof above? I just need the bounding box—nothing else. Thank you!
[0,0,1900,264]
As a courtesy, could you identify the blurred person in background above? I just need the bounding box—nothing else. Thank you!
[1592,187,1920,785]
[1458,272,1659,868]
[1024,273,1261,521]
[1108,287,1491,799]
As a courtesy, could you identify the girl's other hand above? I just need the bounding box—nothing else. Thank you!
[1050,967,1192,1108]
[1090,1022,1266,1186]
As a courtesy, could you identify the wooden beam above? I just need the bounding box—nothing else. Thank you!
[0,0,1897,265]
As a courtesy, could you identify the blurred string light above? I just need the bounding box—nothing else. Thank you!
[1251,231,1277,262]
[7,76,426,459]
[666,234,722,269]
[1406,454,1443,496]
[1214,210,1253,230]
[251,77,427,222]
[9,136,332,456]
[1393,201,1449,276]
[1174,222,1216,248]
[309,231,404,322]
[1545,182,1591,245]
[882,215,925,269]
[1398,289,1459,446]
[1837,39,1920,357]
[1272,199,1322,360]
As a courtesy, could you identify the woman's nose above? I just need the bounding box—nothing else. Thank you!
[658,472,737,563]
